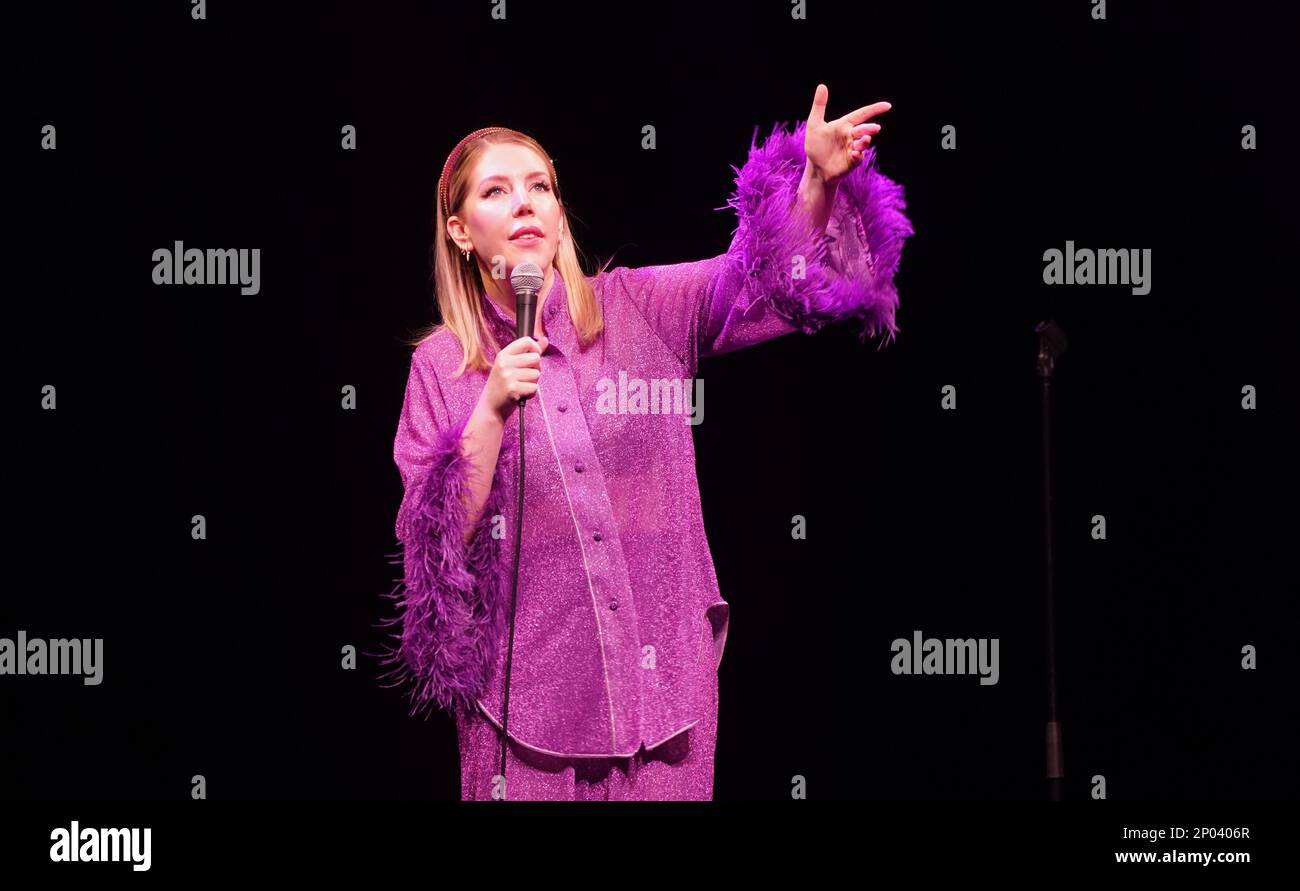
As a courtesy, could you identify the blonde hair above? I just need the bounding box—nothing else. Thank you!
[407,128,609,378]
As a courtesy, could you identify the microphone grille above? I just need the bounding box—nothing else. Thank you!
[510,261,544,292]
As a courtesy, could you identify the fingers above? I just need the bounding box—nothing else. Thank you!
[843,100,892,126]
[503,366,540,386]
[506,351,542,372]
[501,361,540,403]
[505,335,542,353]
[850,120,882,152]
[808,82,829,125]
[500,335,545,377]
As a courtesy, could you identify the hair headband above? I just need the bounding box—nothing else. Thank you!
[437,126,560,219]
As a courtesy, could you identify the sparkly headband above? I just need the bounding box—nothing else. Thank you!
[437,126,560,219]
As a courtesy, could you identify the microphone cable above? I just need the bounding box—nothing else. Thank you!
[498,388,526,797]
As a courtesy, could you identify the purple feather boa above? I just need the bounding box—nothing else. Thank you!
[377,414,512,718]
[722,118,914,345]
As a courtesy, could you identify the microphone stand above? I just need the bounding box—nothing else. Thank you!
[1035,320,1067,801]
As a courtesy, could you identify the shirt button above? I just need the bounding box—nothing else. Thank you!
[574,462,585,473]
[608,600,619,611]
[592,531,602,542]
[557,402,567,412]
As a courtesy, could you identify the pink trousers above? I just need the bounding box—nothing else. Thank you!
[455,668,719,801]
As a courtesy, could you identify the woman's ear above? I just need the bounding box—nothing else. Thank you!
[446,216,469,252]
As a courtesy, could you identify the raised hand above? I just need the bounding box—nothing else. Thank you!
[804,83,892,185]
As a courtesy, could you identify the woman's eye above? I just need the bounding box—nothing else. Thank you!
[485,182,550,198]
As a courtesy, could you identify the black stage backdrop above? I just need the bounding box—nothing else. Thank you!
[8,0,1297,805]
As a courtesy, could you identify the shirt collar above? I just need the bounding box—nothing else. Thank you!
[480,268,568,347]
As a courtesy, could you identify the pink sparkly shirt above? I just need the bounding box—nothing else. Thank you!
[381,120,913,758]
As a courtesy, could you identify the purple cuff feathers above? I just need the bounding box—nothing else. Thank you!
[723,119,914,346]
[377,414,511,718]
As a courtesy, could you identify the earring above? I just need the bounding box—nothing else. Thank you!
[462,248,471,262]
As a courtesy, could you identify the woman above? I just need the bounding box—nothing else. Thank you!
[379,84,913,800]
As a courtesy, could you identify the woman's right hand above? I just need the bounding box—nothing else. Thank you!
[482,335,549,421]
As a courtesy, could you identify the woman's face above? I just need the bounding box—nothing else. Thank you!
[449,142,562,285]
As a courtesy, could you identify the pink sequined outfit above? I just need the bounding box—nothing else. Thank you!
[380,120,912,800]
[456,657,719,800]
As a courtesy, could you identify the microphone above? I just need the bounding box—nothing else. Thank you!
[510,261,544,405]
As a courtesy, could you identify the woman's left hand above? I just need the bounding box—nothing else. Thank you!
[804,83,891,184]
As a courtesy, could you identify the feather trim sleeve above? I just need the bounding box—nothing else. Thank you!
[376,364,511,719]
[718,118,914,348]
[596,119,913,372]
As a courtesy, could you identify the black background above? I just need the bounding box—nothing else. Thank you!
[8,0,1297,800]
